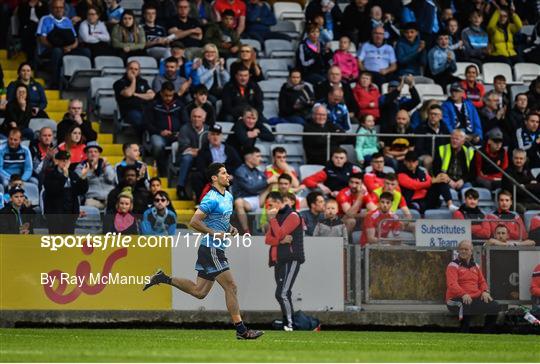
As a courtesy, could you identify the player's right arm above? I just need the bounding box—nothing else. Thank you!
[190,208,226,239]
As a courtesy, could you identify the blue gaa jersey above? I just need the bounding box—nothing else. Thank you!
[198,187,233,250]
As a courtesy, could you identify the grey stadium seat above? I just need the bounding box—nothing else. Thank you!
[259,58,293,79]
[90,77,119,119]
[259,79,286,99]
[263,100,279,119]
[264,39,295,58]
[299,164,324,180]
[524,210,540,230]
[424,209,453,220]
[94,55,124,71]
[270,143,304,163]
[62,55,99,90]
[275,123,303,143]
[28,118,57,138]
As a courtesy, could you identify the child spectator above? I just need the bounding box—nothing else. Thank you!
[355,114,379,166]
[446,18,463,56]
[461,11,489,65]
[313,198,348,242]
[332,36,358,83]
[427,30,458,89]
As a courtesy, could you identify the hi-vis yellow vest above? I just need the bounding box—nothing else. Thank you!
[373,187,402,212]
[438,144,474,173]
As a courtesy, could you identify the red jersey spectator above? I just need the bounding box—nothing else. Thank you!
[474,128,508,191]
[360,191,402,247]
[213,0,247,35]
[453,188,492,240]
[363,152,386,192]
[370,173,411,218]
[531,264,540,302]
[352,71,380,120]
[530,215,540,245]
[446,240,499,332]
[336,172,376,232]
[485,190,526,238]
[460,65,485,109]
[303,148,361,197]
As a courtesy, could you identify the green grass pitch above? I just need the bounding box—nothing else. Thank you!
[0,328,539,362]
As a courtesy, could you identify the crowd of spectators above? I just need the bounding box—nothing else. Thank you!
[0,0,539,244]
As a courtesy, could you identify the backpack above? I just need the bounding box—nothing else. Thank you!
[272,310,321,331]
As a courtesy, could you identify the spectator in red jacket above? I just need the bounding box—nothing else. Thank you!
[398,151,455,213]
[303,147,361,197]
[446,239,499,333]
[360,191,402,247]
[363,152,387,192]
[453,188,492,240]
[474,128,508,190]
[529,215,540,246]
[485,224,535,247]
[352,71,381,121]
[487,190,528,241]
[531,263,540,310]
[336,172,377,231]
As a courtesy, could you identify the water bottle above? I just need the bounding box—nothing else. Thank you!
[520,306,540,325]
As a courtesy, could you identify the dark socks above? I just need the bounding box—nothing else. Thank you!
[234,321,247,334]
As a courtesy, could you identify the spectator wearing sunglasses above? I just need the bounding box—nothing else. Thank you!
[141,190,177,235]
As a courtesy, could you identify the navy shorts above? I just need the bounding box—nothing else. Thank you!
[195,245,230,281]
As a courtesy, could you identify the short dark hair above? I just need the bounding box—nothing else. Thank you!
[123,164,139,176]
[380,192,394,202]
[436,30,450,38]
[495,224,509,232]
[193,84,208,95]
[494,74,506,83]
[160,81,176,93]
[371,152,384,160]
[9,174,22,182]
[272,146,286,156]
[332,147,347,156]
[349,172,363,181]
[122,142,138,153]
[498,189,512,199]
[464,188,479,199]
[306,191,323,208]
[267,191,283,202]
[289,68,302,76]
[206,162,226,180]
[283,191,296,202]
[359,71,372,79]
[154,190,170,201]
[243,146,260,155]
[142,2,157,12]
[164,56,178,65]
[429,104,443,112]
[514,92,527,101]
[385,173,397,182]
[234,65,250,75]
[222,9,235,18]
[278,173,292,183]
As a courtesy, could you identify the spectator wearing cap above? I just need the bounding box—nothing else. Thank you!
[192,123,242,199]
[57,99,97,145]
[152,57,191,102]
[141,190,177,235]
[75,141,116,210]
[205,9,242,58]
[357,26,397,87]
[487,190,529,242]
[113,60,156,136]
[233,146,268,234]
[414,104,450,173]
[43,150,89,234]
[107,164,151,216]
[145,81,184,176]
[395,22,426,76]
[378,75,420,128]
[296,23,333,86]
[166,0,204,52]
[446,239,499,333]
[427,31,459,89]
[461,11,489,66]
[315,66,359,117]
[182,85,216,126]
[515,112,540,169]
[219,65,264,123]
[226,107,274,157]
[175,107,209,200]
[0,186,35,234]
[502,149,540,214]
[0,129,33,188]
[398,151,455,213]
[352,71,380,121]
[474,128,508,190]
[442,83,483,144]
[158,41,199,85]
[142,3,172,60]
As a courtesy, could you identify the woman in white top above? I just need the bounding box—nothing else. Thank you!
[78,6,113,58]
[196,43,230,104]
